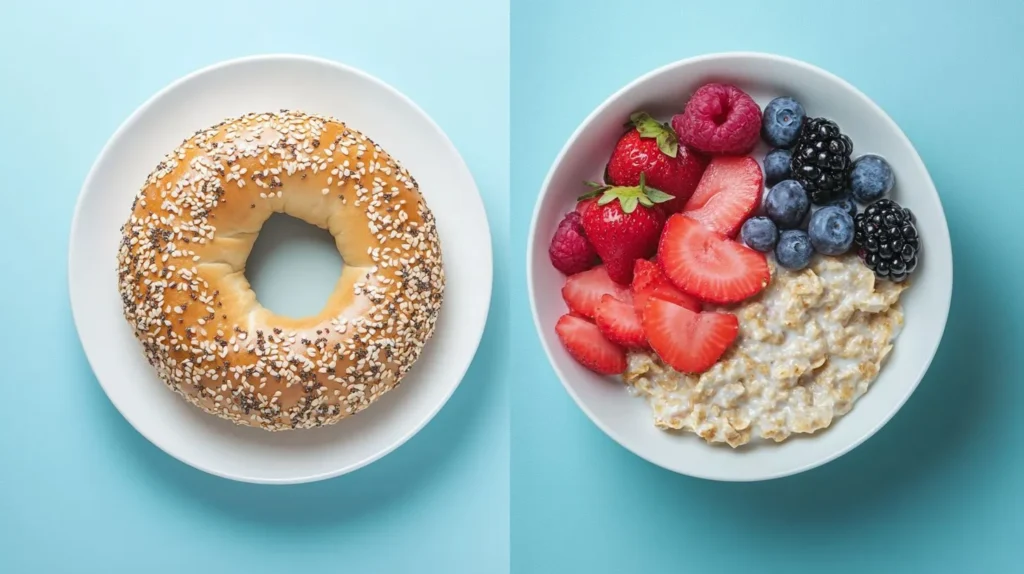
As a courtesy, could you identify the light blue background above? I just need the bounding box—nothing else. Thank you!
[511,1,1023,572]
[0,1,508,573]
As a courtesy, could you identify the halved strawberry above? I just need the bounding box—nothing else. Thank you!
[555,314,628,375]
[631,259,701,315]
[658,215,770,304]
[682,156,763,237]
[561,265,631,319]
[642,298,738,374]
[594,294,648,349]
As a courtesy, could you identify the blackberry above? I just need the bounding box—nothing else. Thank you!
[790,117,854,204]
[854,199,919,282]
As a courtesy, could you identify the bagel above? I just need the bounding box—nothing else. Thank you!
[116,110,444,431]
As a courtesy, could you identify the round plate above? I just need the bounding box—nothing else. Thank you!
[70,54,492,484]
[527,52,952,482]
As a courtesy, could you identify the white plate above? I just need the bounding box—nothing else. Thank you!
[69,55,492,484]
[527,52,952,482]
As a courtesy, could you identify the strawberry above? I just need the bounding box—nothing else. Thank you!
[555,314,628,375]
[658,215,770,304]
[631,259,701,315]
[561,265,631,319]
[682,156,763,237]
[579,173,672,285]
[606,112,709,214]
[594,294,648,349]
[575,197,597,215]
[642,298,738,374]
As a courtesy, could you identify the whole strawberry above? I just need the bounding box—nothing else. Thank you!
[580,173,672,285]
[606,111,709,214]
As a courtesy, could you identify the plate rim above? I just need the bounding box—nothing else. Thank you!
[526,51,953,482]
[69,53,493,484]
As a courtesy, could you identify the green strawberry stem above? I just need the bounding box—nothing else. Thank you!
[629,111,679,158]
[578,172,674,214]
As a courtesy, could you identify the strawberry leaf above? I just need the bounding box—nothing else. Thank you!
[637,172,674,204]
[621,195,639,214]
[583,172,672,213]
[644,188,675,204]
[578,181,612,201]
[629,111,678,158]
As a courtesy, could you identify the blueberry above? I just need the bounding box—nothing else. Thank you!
[808,205,855,255]
[761,97,806,148]
[850,154,894,204]
[763,148,792,187]
[740,216,778,253]
[828,195,857,219]
[764,180,810,229]
[775,230,813,270]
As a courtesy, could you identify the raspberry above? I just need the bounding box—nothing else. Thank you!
[672,83,761,155]
[549,212,597,275]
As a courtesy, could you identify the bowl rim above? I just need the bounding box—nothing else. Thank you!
[69,53,492,484]
[526,51,953,482]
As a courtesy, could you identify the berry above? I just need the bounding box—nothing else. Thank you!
[850,154,895,204]
[828,195,858,219]
[606,112,709,213]
[764,179,810,229]
[631,259,701,316]
[808,205,855,255]
[672,83,761,155]
[681,156,764,237]
[549,212,597,275]
[790,117,854,204]
[761,97,806,148]
[576,197,598,215]
[594,294,648,349]
[763,148,792,187]
[775,229,813,270]
[580,174,673,285]
[740,216,778,253]
[555,314,627,375]
[658,215,770,304]
[641,298,738,374]
[854,198,919,282]
[561,265,631,319]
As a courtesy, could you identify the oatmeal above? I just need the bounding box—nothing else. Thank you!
[623,253,907,447]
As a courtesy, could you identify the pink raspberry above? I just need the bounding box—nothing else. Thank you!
[672,83,762,155]
[549,212,597,275]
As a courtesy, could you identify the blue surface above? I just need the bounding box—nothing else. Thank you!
[0,1,508,573]
[511,1,1023,572]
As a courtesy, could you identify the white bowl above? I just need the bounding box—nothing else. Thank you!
[69,55,492,484]
[527,52,952,482]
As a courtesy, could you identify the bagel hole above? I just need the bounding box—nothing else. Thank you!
[245,213,344,318]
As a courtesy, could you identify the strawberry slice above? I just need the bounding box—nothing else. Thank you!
[594,294,648,349]
[561,265,631,319]
[658,215,770,304]
[642,298,738,374]
[682,156,763,237]
[555,314,628,375]
[631,259,701,315]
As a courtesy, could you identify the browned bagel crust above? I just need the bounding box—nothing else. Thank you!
[116,110,444,430]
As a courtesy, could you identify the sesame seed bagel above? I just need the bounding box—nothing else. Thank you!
[116,110,444,431]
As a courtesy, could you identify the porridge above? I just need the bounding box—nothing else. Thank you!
[623,254,907,447]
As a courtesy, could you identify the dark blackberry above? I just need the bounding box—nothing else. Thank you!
[854,199,919,282]
[790,117,854,204]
